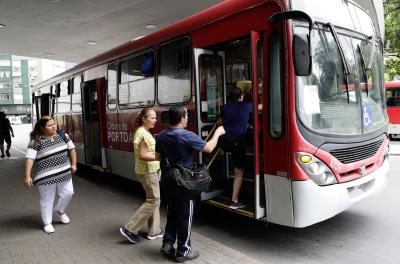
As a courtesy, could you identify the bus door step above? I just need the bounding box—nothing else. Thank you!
[206,197,254,218]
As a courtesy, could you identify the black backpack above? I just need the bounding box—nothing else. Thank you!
[57,130,69,144]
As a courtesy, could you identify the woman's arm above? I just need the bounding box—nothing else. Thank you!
[138,140,158,161]
[68,148,77,174]
[24,159,34,188]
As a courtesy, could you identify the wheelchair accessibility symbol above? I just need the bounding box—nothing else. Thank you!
[363,105,372,127]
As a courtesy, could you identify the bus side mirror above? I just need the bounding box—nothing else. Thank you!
[268,10,313,76]
[293,33,312,76]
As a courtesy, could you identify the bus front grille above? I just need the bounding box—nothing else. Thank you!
[330,139,383,164]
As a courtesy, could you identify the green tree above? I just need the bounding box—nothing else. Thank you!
[384,0,400,80]
[384,58,400,80]
[385,0,400,52]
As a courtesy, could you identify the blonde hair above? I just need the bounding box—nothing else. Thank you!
[133,108,155,132]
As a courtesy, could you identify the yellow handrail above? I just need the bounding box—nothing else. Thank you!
[206,148,221,170]
[204,123,217,141]
[204,122,222,169]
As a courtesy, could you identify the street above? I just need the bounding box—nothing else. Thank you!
[4,124,400,264]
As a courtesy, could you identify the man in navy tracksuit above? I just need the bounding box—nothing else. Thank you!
[156,106,224,262]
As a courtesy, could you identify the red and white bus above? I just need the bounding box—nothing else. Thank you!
[385,81,400,138]
[32,0,389,227]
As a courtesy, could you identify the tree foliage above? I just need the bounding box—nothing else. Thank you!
[385,0,400,53]
[385,58,400,80]
[384,0,400,80]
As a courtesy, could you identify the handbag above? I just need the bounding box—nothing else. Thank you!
[160,140,212,200]
[172,163,212,200]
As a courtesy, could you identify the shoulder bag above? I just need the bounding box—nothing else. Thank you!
[160,140,212,200]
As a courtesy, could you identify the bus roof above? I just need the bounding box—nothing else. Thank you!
[35,0,279,89]
[385,81,400,89]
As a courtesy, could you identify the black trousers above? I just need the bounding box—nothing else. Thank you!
[163,194,194,257]
[161,169,194,257]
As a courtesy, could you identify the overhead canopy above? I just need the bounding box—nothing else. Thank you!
[0,0,383,64]
[0,0,222,63]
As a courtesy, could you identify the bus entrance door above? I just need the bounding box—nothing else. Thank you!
[82,79,104,168]
[195,34,265,219]
[250,31,265,219]
[194,48,227,200]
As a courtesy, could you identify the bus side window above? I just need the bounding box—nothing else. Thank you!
[269,31,284,138]
[107,64,117,110]
[199,54,224,123]
[395,90,400,106]
[158,37,192,105]
[119,51,155,108]
[72,76,82,112]
[57,80,71,114]
[386,91,393,106]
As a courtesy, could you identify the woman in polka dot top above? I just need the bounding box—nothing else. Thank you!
[24,116,77,234]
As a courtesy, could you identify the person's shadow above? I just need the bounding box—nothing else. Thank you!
[0,214,42,234]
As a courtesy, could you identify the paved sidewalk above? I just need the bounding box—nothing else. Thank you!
[0,152,260,264]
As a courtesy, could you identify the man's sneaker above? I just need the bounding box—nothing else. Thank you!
[1,153,4,158]
[229,201,246,210]
[175,250,199,263]
[5,150,10,157]
[119,227,140,244]
[43,224,54,234]
[58,212,70,224]
[160,243,175,258]
[147,230,164,240]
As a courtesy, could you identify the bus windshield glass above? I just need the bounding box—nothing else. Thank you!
[296,26,386,136]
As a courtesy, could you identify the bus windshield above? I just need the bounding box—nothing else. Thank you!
[296,26,386,136]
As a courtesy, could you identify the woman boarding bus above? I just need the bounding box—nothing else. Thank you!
[32,0,388,227]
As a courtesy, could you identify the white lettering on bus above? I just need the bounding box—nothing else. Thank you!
[107,122,118,131]
[106,121,133,143]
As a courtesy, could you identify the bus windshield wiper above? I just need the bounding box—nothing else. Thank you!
[366,34,376,70]
[324,23,351,103]
[357,44,369,97]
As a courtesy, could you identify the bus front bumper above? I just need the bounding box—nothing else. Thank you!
[389,123,400,135]
[291,159,389,228]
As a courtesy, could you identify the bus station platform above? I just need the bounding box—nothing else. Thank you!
[0,150,261,264]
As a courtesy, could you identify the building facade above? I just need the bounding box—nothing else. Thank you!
[0,54,73,122]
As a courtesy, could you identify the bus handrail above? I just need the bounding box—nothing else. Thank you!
[204,122,218,141]
[204,122,221,170]
[206,148,221,170]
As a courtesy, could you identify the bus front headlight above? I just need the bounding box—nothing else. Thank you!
[296,152,338,186]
